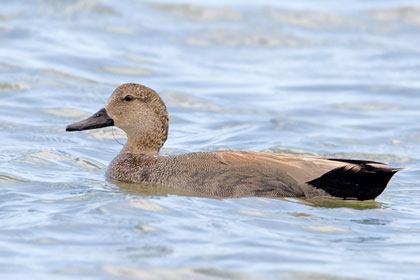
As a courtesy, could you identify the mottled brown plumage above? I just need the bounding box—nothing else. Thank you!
[66,83,399,200]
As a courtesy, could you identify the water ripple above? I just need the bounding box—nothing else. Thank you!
[0,0,419,279]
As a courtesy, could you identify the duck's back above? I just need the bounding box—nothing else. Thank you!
[108,150,398,200]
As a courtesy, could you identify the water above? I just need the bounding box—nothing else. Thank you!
[1,0,420,279]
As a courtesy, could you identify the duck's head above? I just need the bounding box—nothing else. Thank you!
[66,83,168,155]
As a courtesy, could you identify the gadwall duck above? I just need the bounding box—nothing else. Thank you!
[66,83,399,200]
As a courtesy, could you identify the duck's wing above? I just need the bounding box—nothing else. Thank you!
[215,151,348,186]
[215,151,399,200]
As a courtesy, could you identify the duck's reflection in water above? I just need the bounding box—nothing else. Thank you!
[111,179,382,210]
[109,179,210,198]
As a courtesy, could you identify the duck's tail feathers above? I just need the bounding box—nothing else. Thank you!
[307,161,400,200]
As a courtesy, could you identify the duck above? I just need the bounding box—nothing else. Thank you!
[66,83,399,200]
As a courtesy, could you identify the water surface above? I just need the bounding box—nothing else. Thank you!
[1,0,420,279]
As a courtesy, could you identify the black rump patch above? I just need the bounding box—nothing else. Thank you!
[307,162,399,200]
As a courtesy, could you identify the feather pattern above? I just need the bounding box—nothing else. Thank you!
[108,150,399,200]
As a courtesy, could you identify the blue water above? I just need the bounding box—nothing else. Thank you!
[1,0,420,279]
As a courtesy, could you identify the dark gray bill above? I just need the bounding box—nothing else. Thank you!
[66,108,114,131]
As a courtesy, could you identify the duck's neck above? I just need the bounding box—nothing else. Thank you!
[121,136,160,156]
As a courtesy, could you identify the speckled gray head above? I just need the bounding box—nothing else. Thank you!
[66,83,169,155]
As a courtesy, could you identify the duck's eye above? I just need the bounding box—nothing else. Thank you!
[124,95,133,102]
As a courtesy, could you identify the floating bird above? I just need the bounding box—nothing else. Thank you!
[66,83,399,200]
